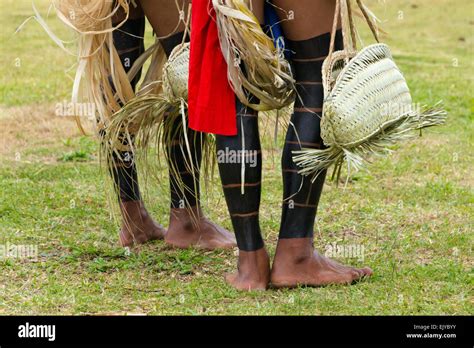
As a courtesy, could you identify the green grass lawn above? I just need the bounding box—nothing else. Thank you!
[0,0,472,315]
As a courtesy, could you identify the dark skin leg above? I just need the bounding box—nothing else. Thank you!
[219,0,270,291]
[118,201,166,247]
[112,4,166,247]
[139,0,235,250]
[217,109,270,290]
[270,0,372,287]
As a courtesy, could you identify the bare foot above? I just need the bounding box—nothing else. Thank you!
[119,201,166,247]
[165,206,236,250]
[226,248,270,291]
[271,238,373,288]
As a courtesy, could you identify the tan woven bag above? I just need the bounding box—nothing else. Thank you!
[293,0,446,182]
[162,42,190,100]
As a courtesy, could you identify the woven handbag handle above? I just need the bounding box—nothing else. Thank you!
[356,0,380,43]
[181,2,192,44]
[328,0,380,60]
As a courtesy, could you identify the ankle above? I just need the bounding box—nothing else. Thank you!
[170,205,203,220]
[237,248,270,277]
[120,199,143,210]
[168,206,204,233]
[274,238,314,265]
[120,200,148,221]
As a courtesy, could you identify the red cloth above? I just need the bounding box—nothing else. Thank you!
[188,0,237,136]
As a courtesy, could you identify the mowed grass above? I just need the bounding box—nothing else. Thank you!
[0,0,472,315]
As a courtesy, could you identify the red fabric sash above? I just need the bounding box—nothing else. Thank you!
[188,0,237,136]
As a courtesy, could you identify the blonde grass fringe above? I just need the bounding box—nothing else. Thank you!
[212,0,295,111]
[47,1,133,133]
[31,0,168,131]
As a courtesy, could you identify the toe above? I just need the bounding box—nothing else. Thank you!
[225,236,237,248]
[225,272,238,285]
[353,267,366,277]
[119,230,132,247]
[350,269,363,282]
[223,241,237,249]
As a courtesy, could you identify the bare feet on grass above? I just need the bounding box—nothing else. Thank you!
[119,201,166,247]
[165,206,236,250]
[225,248,271,291]
[271,238,373,288]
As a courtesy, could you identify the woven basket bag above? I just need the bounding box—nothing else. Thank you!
[293,0,446,182]
[162,42,190,100]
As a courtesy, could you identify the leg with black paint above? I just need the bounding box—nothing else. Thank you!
[270,0,373,287]
[109,4,166,247]
[216,99,270,290]
[140,0,236,250]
